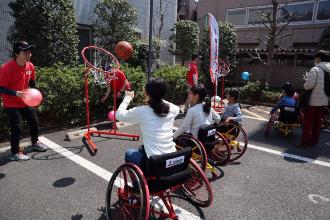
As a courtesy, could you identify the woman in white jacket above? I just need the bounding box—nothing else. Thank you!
[116,77,180,167]
[300,50,330,146]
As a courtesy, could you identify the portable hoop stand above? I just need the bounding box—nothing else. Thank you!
[212,58,230,113]
[82,46,139,155]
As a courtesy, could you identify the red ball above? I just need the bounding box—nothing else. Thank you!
[115,41,133,60]
[21,88,43,107]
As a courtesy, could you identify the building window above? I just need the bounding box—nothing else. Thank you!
[248,7,273,25]
[227,9,246,26]
[317,0,330,21]
[279,2,314,23]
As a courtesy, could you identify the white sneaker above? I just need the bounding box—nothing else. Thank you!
[32,141,48,152]
[9,153,30,161]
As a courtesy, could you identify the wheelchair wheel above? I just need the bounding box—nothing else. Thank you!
[174,134,207,171]
[106,163,150,220]
[265,113,277,136]
[208,132,231,165]
[181,159,213,207]
[217,122,248,162]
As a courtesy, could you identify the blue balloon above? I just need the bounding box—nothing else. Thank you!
[241,71,250,81]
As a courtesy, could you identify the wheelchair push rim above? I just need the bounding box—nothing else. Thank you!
[174,134,208,171]
[217,122,248,162]
[181,159,213,207]
[208,132,231,165]
[106,163,150,220]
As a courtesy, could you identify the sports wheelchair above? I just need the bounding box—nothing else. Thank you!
[174,124,231,178]
[216,121,248,162]
[106,147,213,220]
[265,106,302,136]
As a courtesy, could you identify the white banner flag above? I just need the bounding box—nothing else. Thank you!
[208,13,219,84]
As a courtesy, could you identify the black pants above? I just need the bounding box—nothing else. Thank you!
[5,107,39,154]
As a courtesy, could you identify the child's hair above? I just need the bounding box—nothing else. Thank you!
[282,82,295,97]
[314,50,330,62]
[145,77,169,117]
[228,89,240,101]
[191,84,211,115]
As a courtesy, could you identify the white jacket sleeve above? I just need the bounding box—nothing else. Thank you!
[116,96,141,123]
[304,67,317,90]
[173,109,193,139]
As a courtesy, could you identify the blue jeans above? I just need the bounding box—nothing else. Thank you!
[125,147,146,168]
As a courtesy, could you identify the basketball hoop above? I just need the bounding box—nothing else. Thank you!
[81,45,139,155]
[213,58,230,113]
[82,46,120,85]
[217,58,230,78]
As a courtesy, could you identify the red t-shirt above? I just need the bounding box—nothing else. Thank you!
[186,62,198,87]
[110,70,130,91]
[0,60,35,108]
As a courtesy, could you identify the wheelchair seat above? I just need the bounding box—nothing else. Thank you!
[279,106,298,124]
[197,124,218,152]
[145,147,192,193]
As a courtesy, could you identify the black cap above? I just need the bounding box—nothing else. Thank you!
[191,53,202,60]
[13,41,35,54]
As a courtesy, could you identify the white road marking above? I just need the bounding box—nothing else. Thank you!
[38,137,202,220]
[242,109,267,120]
[173,126,330,167]
[250,106,270,115]
[308,194,330,204]
[247,143,330,168]
[244,115,269,122]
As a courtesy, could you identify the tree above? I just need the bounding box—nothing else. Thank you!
[200,22,238,94]
[93,0,137,52]
[128,38,166,71]
[319,26,330,50]
[7,0,79,67]
[248,0,294,84]
[171,20,199,65]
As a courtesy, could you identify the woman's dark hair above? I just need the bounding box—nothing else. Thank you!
[314,50,330,62]
[228,89,240,101]
[191,84,211,115]
[145,77,169,117]
[282,82,295,97]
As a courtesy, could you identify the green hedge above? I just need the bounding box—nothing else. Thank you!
[231,81,280,104]
[153,65,188,105]
[0,64,188,140]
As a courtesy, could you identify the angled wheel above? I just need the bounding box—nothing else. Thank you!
[217,122,248,162]
[208,132,231,165]
[265,113,277,136]
[106,163,150,220]
[181,159,213,207]
[174,134,208,171]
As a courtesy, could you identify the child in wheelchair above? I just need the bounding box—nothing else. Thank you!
[116,77,180,169]
[270,82,298,124]
[173,84,226,161]
[221,89,243,125]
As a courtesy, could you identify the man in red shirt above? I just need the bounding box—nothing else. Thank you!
[0,41,47,161]
[184,53,202,112]
[101,69,131,111]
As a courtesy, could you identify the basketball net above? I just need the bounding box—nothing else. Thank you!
[81,45,139,155]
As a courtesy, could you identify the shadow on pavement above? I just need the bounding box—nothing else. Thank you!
[71,214,83,220]
[31,145,84,161]
[53,177,76,188]
[0,172,5,179]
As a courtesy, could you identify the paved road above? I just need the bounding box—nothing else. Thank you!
[0,107,329,220]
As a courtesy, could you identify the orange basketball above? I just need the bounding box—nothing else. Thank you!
[115,41,133,60]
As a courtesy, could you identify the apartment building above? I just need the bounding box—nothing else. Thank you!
[197,0,330,87]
